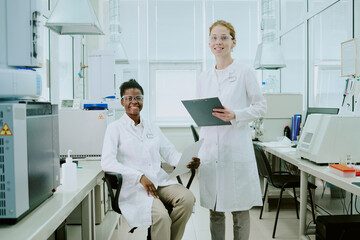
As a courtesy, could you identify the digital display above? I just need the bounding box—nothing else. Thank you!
[61,100,74,108]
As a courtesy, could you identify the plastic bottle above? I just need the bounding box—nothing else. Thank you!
[346,154,353,167]
[62,150,77,192]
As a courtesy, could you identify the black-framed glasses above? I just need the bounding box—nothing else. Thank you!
[121,95,144,102]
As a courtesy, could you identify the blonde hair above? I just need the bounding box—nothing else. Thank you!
[209,20,236,40]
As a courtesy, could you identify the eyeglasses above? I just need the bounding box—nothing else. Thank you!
[209,35,232,43]
[122,95,144,102]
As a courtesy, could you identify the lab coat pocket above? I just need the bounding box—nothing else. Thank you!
[227,76,237,82]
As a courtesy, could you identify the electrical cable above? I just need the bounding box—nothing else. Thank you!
[321,180,326,199]
[305,220,314,239]
[339,193,346,214]
[355,196,360,214]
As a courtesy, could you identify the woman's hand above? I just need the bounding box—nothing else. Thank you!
[212,106,235,121]
[140,175,159,198]
[187,157,200,169]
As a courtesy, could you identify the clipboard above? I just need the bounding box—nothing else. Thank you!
[182,97,232,126]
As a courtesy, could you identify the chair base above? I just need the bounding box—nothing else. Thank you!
[260,183,316,238]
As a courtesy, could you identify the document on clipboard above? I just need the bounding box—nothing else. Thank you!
[182,97,232,126]
[167,139,204,180]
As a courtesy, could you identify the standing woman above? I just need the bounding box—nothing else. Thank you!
[196,20,266,240]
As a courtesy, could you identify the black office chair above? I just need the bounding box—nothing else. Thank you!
[104,169,196,240]
[185,124,199,188]
[253,143,317,238]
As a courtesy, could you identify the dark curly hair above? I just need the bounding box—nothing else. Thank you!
[120,79,144,97]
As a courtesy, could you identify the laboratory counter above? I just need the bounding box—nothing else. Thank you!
[259,145,360,240]
[0,161,106,240]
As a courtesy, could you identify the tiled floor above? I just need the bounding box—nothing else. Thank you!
[112,172,315,240]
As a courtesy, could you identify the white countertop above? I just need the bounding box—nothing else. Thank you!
[261,144,360,195]
[0,161,104,240]
[259,143,360,239]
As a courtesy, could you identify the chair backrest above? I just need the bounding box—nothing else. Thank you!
[190,125,199,142]
[253,143,273,182]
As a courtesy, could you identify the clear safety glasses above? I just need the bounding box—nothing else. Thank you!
[209,35,233,43]
[121,95,144,102]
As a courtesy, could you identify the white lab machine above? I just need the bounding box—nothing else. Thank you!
[256,93,303,142]
[0,69,41,99]
[88,50,115,99]
[6,0,45,67]
[59,109,115,159]
[0,102,60,223]
[297,114,360,164]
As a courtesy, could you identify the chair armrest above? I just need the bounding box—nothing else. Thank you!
[186,169,196,189]
[176,175,183,185]
[104,172,123,214]
[174,169,196,189]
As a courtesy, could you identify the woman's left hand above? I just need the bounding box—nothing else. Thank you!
[212,106,235,122]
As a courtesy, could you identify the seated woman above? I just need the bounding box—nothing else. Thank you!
[101,79,200,240]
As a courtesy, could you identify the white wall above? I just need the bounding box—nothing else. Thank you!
[161,127,197,152]
[84,0,260,119]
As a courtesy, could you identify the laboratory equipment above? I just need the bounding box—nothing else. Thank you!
[338,76,360,115]
[255,93,302,142]
[297,114,360,164]
[45,0,104,35]
[329,164,356,178]
[254,0,285,70]
[316,215,360,240]
[340,38,360,115]
[0,69,41,99]
[88,50,115,99]
[0,102,60,224]
[6,0,44,67]
[59,109,115,159]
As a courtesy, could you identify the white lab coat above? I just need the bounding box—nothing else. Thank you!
[101,114,181,227]
[196,61,266,212]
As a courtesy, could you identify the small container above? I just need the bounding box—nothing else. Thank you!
[284,125,291,139]
[329,164,356,178]
[61,150,77,192]
[346,154,354,167]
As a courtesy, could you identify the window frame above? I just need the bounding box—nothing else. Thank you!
[149,61,202,126]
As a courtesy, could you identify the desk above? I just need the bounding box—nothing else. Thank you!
[261,146,360,240]
[0,161,105,240]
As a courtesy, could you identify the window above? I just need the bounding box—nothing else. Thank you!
[279,0,353,110]
[280,24,306,106]
[280,0,306,31]
[149,63,202,126]
[308,0,353,108]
